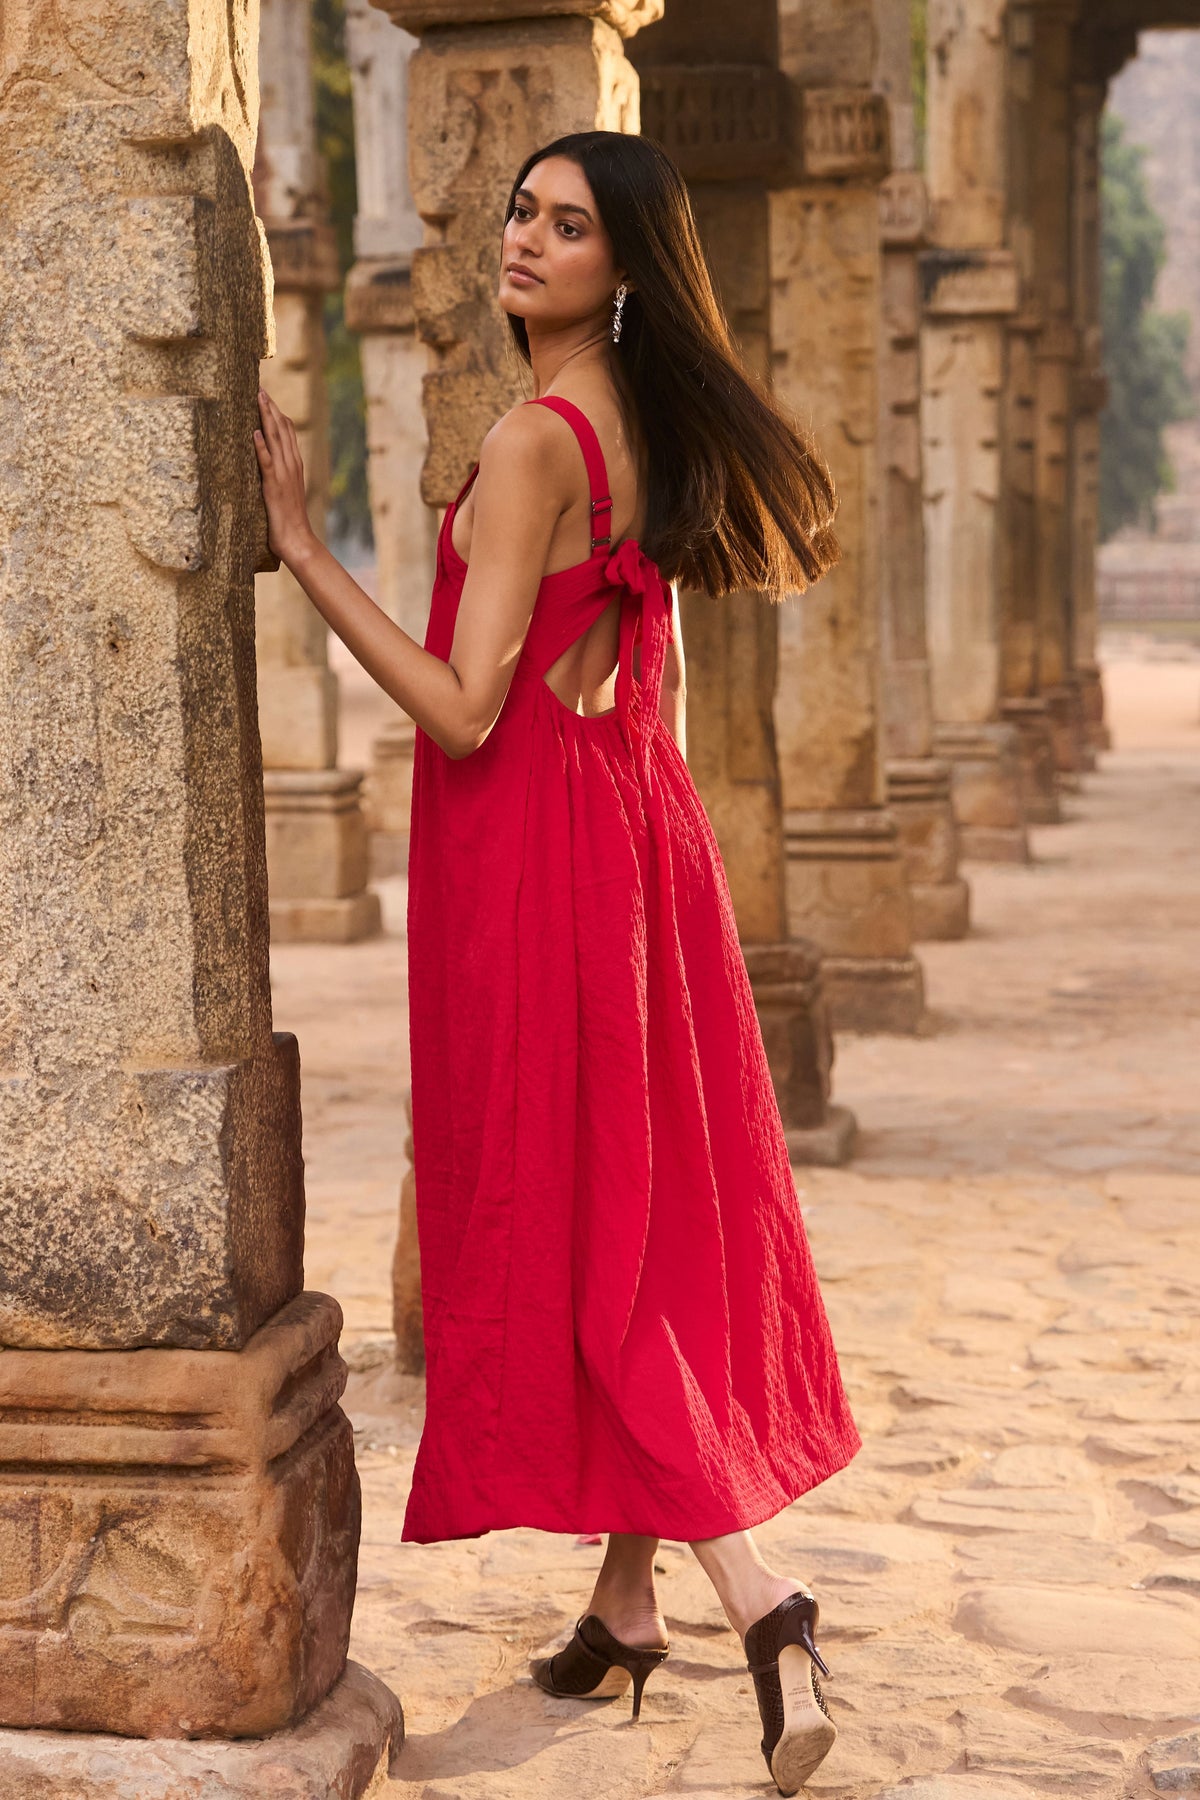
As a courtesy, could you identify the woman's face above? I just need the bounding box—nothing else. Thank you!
[499,155,626,332]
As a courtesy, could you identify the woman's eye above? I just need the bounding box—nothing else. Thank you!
[559,223,578,238]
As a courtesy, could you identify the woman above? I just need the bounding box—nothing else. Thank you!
[254,129,859,1796]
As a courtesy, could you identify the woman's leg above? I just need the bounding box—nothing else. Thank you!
[688,1529,809,1643]
[586,1532,669,1648]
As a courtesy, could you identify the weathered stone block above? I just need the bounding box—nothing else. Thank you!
[0,1662,403,1800]
[0,1295,358,1737]
[0,1033,304,1351]
[371,0,661,35]
[637,65,796,185]
[263,770,373,900]
[795,88,890,181]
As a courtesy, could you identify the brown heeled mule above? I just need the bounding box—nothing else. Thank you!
[530,1612,669,1721]
[743,1591,837,1794]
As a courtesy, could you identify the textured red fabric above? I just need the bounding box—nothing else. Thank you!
[402,396,860,1544]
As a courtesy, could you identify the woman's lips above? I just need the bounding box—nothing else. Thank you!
[506,266,542,285]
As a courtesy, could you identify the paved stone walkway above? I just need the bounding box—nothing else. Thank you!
[273,653,1200,1799]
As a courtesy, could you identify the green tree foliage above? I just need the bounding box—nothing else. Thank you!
[911,0,927,165]
[1099,113,1192,540]
[312,0,373,554]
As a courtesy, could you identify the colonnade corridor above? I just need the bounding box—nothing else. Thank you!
[271,645,1200,1800]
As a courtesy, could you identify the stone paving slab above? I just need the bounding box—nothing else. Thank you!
[274,711,1200,1797]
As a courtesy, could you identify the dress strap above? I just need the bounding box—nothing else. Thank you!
[525,395,613,557]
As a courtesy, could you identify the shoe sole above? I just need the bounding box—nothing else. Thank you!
[530,1661,631,1701]
[769,1645,838,1795]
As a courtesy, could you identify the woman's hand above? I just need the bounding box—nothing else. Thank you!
[254,388,317,566]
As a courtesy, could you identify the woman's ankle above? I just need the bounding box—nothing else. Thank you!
[587,1576,667,1647]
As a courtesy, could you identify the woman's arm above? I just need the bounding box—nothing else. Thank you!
[658,586,686,761]
[254,390,569,759]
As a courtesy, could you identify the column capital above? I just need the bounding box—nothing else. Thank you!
[368,0,661,36]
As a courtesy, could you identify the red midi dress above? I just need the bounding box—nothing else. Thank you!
[402,395,859,1545]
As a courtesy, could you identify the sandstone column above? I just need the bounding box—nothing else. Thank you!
[922,0,1030,861]
[771,2,926,1029]
[0,1,400,1790]
[1022,1,1090,782]
[345,1,440,871]
[1071,69,1112,756]
[998,0,1063,821]
[632,1,856,1164]
[255,0,382,941]
[875,0,970,939]
[366,0,661,1363]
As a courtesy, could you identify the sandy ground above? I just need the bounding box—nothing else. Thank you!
[271,641,1200,1799]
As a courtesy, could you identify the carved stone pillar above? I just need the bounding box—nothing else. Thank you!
[1071,74,1111,755]
[875,0,970,941]
[998,3,1062,822]
[922,0,1030,861]
[0,2,401,1790]
[770,8,925,1032]
[365,0,669,1357]
[346,1,440,871]
[630,8,855,1158]
[255,0,381,940]
[1022,2,1090,782]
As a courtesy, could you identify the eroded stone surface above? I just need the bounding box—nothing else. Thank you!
[0,1662,404,1800]
[0,1296,359,1738]
[0,0,300,1352]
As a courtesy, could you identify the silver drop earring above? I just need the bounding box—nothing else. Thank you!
[611,282,628,344]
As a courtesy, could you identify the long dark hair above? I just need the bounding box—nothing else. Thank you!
[501,131,840,600]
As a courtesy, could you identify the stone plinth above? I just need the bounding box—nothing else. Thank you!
[264,770,382,943]
[743,941,857,1166]
[885,759,971,941]
[783,809,924,1033]
[1002,696,1062,825]
[255,0,380,943]
[934,724,1030,864]
[0,1663,403,1800]
[0,1297,357,1738]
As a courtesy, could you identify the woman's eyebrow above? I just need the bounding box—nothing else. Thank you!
[514,188,594,223]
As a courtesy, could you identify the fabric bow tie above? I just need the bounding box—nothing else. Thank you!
[604,539,673,792]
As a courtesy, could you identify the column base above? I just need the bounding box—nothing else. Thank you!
[1000,698,1061,825]
[365,715,415,878]
[885,758,971,941]
[1043,678,1094,776]
[934,722,1031,863]
[742,939,856,1162]
[0,1295,358,1737]
[270,890,383,944]
[264,770,382,943]
[0,1662,403,1799]
[783,808,925,1033]
[393,1087,425,1375]
[785,1105,858,1168]
[1078,662,1111,753]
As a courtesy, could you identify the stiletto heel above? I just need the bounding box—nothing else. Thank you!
[744,1592,837,1796]
[530,1613,669,1721]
